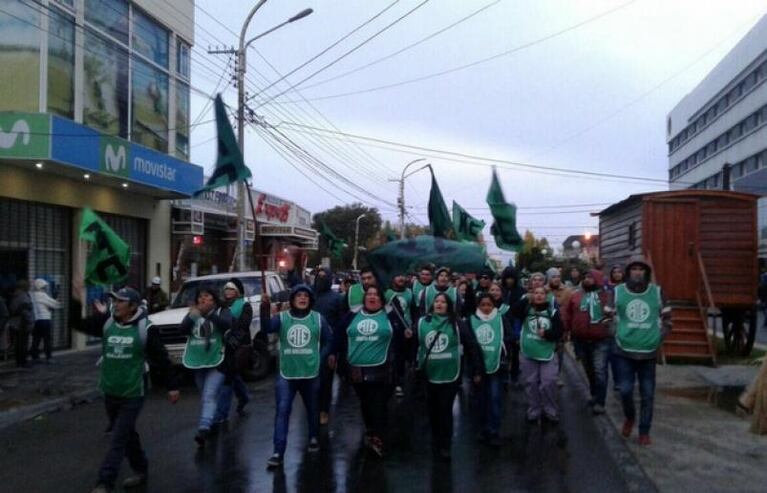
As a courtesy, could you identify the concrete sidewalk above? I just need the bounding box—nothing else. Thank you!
[0,348,102,430]
[597,361,767,492]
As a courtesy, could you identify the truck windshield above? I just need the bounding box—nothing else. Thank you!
[171,278,264,308]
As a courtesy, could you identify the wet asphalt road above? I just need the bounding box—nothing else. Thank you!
[0,359,628,493]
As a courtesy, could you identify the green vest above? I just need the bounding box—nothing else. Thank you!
[471,313,504,374]
[347,284,364,312]
[417,315,461,384]
[615,284,662,353]
[520,307,556,361]
[385,288,413,325]
[347,310,393,366]
[100,317,148,398]
[498,303,510,316]
[424,285,457,312]
[182,309,226,369]
[412,281,431,308]
[279,311,322,379]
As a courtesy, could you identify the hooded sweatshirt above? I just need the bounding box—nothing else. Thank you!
[313,268,343,330]
[501,266,526,306]
[566,270,611,341]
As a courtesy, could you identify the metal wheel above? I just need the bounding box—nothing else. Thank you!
[723,307,757,357]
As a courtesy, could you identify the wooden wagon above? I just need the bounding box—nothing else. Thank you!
[598,190,759,363]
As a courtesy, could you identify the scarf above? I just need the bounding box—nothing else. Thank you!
[579,290,603,322]
[475,308,498,321]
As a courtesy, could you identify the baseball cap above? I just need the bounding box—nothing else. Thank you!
[109,287,141,303]
[151,276,161,285]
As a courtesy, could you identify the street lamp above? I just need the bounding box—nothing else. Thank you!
[353,213,366,271]
[233,2,313,271]
[389,158,430,239]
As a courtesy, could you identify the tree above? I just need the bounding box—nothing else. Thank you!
[311,203,382,271]
[516,230,551,273]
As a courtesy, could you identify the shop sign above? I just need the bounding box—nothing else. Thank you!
[255,193,291,223]
[261,225,293,236]
[0,112,50,159]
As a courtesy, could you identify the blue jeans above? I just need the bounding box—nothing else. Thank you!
[614,355,656,435]
[194,368,226,431]
[481,371,505,436]
[273,375,320,455]
[575,339,611,406]
[214,374,250,423]
[98,395,146,488]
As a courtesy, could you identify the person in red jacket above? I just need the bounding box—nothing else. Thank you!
[566,270,611,414]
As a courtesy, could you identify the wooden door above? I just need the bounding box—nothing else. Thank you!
[643,199,699,302]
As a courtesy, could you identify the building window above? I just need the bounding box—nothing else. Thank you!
[85,0,128,45]
[177,40,191,79]
[132,9,169,68]
[176,80,190,159]
[131,58,169,152]
[47,8,75,118]
[0,1,40,112]
[732,162,744,179]
[83,29,129,137]
[628,222,637,250]
[746,156,758,174]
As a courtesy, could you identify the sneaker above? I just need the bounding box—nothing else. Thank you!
[266,453,283,468]
[557,376,565,387]
[307,437,320,453]
[122,473,147,488]
[543,414,560,424]
[592,404,606,415]
[367,436,385,458]
[320,412,330,426]
[621,419,634,438]
[395,386,405,398]
[638,434,652,446]
[194,429,209,448]
[91,485,112,493]
[236,400,249,416]
[526,415,540,425]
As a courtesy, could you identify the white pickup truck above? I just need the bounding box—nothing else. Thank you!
[148,271,289,380]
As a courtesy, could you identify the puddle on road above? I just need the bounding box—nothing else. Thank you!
[660,386,745,414]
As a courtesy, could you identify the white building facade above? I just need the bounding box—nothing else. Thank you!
[667,14,767,256]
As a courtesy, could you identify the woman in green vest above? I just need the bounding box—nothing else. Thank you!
[337,284,404,458]
[488,282,510,316]
[469,293,514,447]
[259,284,335,468]
[413,292,483,460]
[179,284,232,448]
[511,286,563,423]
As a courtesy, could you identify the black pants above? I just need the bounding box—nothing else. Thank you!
[427,382,459,451]
[31,319,52,360]
[319,361,334,414]
[98,395,147,488]
[353,382,392,441]
[12,328,29,367]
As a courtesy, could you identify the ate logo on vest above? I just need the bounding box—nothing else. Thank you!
[357,319,379,336]
[287,325,312,348]
[475,324,495,345]
[107,335,134,355]
[626,299,651,323]
[425,331,449,353]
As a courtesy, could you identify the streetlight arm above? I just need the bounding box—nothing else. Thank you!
[239,0,269,51]
[403,163,430,180]
[400,158,426,181]
[244,8,314,49]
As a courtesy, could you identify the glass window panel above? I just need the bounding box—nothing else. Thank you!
[85,0,128,45]
[175,80,190,159]
[177,40,190,78]
[0,1,40,112]
[132,9,168,67]
[47,8,75,118]
[83,29,129,137]
[132,58,169,152]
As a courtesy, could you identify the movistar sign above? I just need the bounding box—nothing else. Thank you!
[101,137,129,177]
[0,112,50,159]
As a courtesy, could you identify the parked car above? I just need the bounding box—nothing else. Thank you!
[148,271,289,380]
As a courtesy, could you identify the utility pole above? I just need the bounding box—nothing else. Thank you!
[388,158,428,239]
[208,2,313,271]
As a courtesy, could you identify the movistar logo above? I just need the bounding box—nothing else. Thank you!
[0,119,31,149]
[105,144,127,172]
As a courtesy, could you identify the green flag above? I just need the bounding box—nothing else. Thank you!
[486,168,522,251]
[366,235,488,288]
[452,201,485,242]
[79,208,131,286]
[427,167,454,238]
[195,94,252,195]
[319,222,348,258]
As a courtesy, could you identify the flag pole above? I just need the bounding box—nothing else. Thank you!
[244,182,267,295]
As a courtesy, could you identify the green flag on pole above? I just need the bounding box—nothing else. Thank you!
[427,167,454,238]
[452,201,485,242]
[366,235,488,288]
[195,94,252,195]
[486,167,523,251]
[79,208,131,286]
[319,222,348,258]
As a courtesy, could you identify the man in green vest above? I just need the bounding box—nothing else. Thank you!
[608,256,671,446]
[420,267,460,317]
[346,267,377,313]
[79,287,179,493]
[412,264,434,311]
[385,274,414,398]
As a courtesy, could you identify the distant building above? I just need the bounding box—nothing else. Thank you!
[562,234,599,261]
[666,14,767,256]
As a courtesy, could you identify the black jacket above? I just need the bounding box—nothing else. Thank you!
[510,298,563,343]
[179,306,233,373]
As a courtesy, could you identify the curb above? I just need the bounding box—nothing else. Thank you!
[561,352,658,493]
[0,387,101,431]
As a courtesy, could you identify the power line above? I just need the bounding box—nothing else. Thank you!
[267,0,638,104]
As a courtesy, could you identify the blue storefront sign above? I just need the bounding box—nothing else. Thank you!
[47,115,203,196]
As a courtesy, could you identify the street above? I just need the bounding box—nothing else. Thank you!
[0,361,627,493]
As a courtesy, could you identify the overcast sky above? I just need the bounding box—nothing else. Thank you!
[188,0,766,260]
